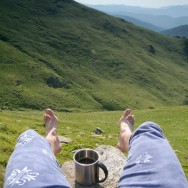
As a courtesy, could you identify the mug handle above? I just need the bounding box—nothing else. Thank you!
[96,161,108,183]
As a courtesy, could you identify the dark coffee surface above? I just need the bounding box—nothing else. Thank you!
[78,158,95,164]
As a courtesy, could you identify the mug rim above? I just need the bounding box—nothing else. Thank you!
[73,148,100,166]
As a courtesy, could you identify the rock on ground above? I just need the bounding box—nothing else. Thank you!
[58,136,72,143]
[61,145,126,188]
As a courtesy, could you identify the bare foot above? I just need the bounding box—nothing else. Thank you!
[46,127,62,155]
[44,109,62,155]
[117,109,135,152]
[44,108,58,136]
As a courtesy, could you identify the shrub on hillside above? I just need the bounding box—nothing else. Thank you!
[148,45,155,54]
[46,76,70,89]
[184,39,188,60]
[182,95,188,105]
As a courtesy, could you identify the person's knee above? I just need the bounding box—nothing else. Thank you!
[140,121,161,130]
[20,129,37,135]
[133,121,165,139]
[17,129,38,142]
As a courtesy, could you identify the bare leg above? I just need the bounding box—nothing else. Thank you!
[44,109,62,155]
[117,109,135,152]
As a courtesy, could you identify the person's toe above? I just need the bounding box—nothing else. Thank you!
[45,109,55,117]
[127,114,135,125]
[44,114,52,127]
[124,109,131,117]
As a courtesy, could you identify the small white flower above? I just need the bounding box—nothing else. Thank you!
[135,152,152,166]
[7,167,39,186]
[143,152,152,163]
[16,133,34,148]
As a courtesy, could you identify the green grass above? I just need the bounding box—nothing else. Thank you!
[0,106,188,186]
[0,0,188,111]
[161,25,188,38]
[0,1,188,186]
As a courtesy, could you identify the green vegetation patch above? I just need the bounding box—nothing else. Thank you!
[0,106,188,186]
[0,0,188,111]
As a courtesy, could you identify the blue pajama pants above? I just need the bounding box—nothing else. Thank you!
[4,122,188,187]
[118,121,188,188]
[4,130,71,188]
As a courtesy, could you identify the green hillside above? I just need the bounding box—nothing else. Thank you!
[0,0,188,111]
[161,24,188,38]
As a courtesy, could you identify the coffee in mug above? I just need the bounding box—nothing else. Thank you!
[73,149,108,185]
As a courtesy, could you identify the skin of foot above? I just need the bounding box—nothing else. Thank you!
[117,109,135,153]
[44,108,58,136]
[44,109,62,155]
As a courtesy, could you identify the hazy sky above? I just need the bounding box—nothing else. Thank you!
[74,0,188,8]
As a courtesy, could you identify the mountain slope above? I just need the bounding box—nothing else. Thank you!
[122,13,188,30]
[0,0,188,111]
[161,25,188,38]
[113,15,163,32]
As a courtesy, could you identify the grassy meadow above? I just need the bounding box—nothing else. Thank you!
[0,106,188,186]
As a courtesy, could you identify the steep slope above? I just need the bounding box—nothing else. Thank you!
[161,25,188,38]
[0,0,188,111]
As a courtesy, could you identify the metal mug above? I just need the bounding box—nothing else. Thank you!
[73,149,108,185]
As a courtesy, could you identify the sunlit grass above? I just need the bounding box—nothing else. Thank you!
[0,106,188,186]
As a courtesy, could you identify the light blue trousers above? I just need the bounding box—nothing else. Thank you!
[4,122,188,187]
[4,130,71,188]
[118,121,188,188]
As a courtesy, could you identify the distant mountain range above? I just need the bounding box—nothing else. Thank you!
[161,25,188,38]
[113,15,163,32]
[88,5,188,32]
[88,5,188,17]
